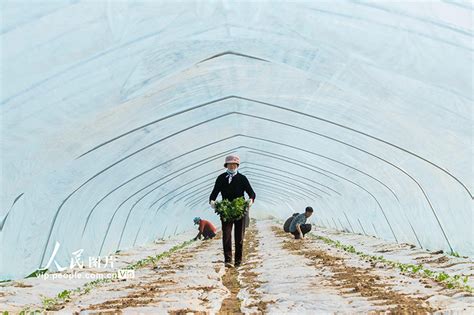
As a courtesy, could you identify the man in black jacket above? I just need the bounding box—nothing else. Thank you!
[209,155,256,267]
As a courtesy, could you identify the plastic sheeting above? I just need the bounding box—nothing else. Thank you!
[1,0,472,280]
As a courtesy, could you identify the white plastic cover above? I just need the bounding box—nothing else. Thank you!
[1,0,472,280]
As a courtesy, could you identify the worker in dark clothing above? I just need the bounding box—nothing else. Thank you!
[289,207,314,239]
[193,217,217,240]
[209,155,256,268]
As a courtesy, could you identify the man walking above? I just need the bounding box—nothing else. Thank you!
[209,155,256,267]
[289,207,314,239]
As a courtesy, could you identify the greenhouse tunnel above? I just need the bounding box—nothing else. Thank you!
[0,0,472,281]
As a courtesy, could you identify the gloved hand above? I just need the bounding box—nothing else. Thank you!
[247,199,253,208]
[242,199,253,217]
[210,200,216,209]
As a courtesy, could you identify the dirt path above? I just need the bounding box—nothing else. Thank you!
[269,220,473,313]
[237,219,274,314]
[273,226,434,313]
[251,220,381,313]
[60,232,228,313]
[2,219,472,314]
[217,219,267,314]
[218,266,242,314]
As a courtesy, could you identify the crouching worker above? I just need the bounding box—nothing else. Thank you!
[193,217,217,240]
[289,207,313,239]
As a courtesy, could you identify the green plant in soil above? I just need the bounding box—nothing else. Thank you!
[27,238,195,312]
[308,233,473,293]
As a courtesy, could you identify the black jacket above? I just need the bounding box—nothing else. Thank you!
[209,172,256,202]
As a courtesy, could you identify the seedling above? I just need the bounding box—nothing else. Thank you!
[308,233,473,293]
[32,238,195,312]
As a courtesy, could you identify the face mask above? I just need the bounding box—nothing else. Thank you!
[226,168,237,183]
[227,168,237,175]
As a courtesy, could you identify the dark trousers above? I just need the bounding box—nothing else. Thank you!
[203,230,216,240]
[291,224,312,239]
[221,217,245,264]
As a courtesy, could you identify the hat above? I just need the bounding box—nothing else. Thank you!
[193,217,201,224]
[224,155,240,167]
